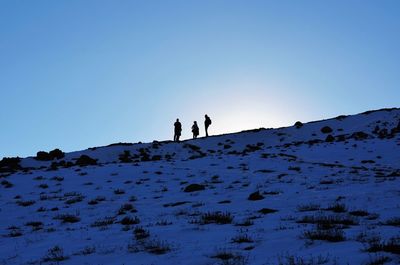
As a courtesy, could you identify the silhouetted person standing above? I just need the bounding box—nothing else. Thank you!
[174,119,182,142]
[191,121,199,139]
[204,114,212,137]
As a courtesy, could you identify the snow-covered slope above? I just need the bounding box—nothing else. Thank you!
[1,108,400,265]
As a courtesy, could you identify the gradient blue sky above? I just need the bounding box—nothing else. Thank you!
[1,0,399,158]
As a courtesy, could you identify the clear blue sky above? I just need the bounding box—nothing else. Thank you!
[1,0,399,158]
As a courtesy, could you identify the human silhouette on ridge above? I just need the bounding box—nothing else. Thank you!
[191,121,199,139]
[204,114,212,137]
[174,119,182,142]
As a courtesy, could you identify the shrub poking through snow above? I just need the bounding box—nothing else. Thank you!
[8,228,22,237]
[235,218,254,227]
[152,155,162,161]
[210,249,247,264]
[351,131,369,140]
[258,208,278,214]
[297,203,321,212]
[38,183,49,189]
[365,255,391,265]
[243,144,262,153]
[214,250,238,260]
[349,210,370,217]
[129,237,172,255]
[297,214,358,226]
[1,180,13,188]
[91,217,115,227]
[201,211,233,224]
[120,216,140,225]
[365,236,400,255]
[384,217,400,227]
[138,148,151,161]
[50,176,64,182]
[231,233,254,243]
[288,166,301,172]
[326,202,347,213]
[118,203,136,215]
[42,246,68,262]
[76,246,96,256]
[54,213,80,223]
[16,200,35,207]
[184,183,205,192]
[303,227,346,242]
[65,195,84,205]
[183,143,201,151]
[134,226,150,240]
[277,254,330,265]
[25,221,43,230]
[114,189,125,195]
[88,199,99,205]
[119,150,133,163]
[143,239,171,255]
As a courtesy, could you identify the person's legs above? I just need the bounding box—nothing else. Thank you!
[205,126,209,137]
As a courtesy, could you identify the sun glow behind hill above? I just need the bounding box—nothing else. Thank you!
[175,77,310,138]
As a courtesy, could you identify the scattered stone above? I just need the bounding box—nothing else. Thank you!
[258,208,278,214]
[325,134,335,142]
[184,184,205,192]
[75,155,97,167]
[248,191,264,201]
[294,121,303,128]
[321,126,333,134]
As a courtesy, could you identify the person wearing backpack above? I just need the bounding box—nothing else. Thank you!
[174,119,182,142]
[204,114,212,137]
[191,121,199,139]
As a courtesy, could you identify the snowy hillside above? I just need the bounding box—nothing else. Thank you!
[1,108,400,265]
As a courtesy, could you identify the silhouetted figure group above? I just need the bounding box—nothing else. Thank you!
[174,115,212,142]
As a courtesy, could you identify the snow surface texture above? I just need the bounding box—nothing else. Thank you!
[1,108,400,265]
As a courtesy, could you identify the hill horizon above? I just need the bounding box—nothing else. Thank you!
[4,106,399,161]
